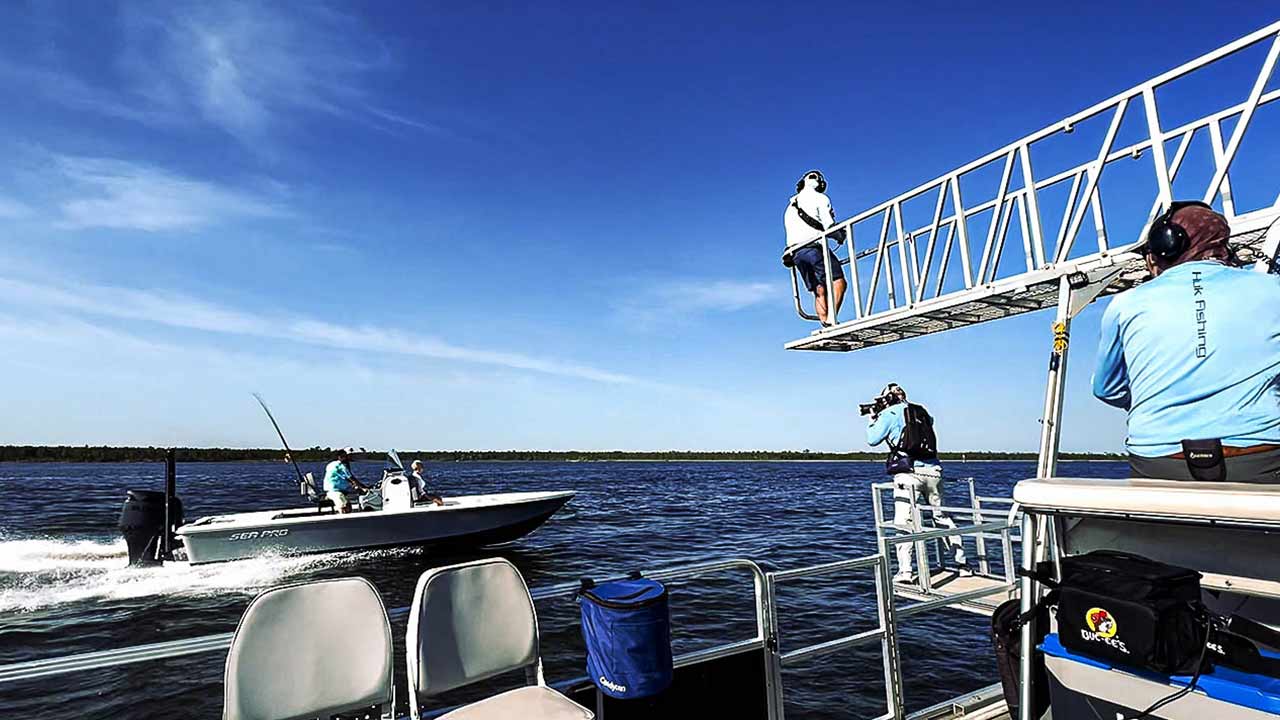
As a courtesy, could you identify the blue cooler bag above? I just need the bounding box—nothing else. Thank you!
[579,576,674,699]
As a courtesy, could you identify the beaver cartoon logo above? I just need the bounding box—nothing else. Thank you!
[1085,607,1117,639]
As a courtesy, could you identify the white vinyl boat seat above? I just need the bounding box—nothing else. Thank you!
[1014,476,1280,526]
[406,558,594,720]
[436,686,593,720]
[223,577,394,720]
[300,472,335,511]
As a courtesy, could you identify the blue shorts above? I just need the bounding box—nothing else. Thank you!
[794,246,846,292]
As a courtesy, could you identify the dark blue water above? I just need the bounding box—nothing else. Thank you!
[0,460,1128,718]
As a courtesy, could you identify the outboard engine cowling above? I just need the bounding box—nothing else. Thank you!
[118,490,183,566]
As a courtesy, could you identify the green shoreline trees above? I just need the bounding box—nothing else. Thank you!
[0,446,1121,463]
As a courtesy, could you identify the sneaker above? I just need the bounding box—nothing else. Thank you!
[892,571,914,584]
[955,564,974,577]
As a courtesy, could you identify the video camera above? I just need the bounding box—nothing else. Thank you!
[858,396,890,417]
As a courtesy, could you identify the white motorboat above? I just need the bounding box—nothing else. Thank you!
[120,451,575,565]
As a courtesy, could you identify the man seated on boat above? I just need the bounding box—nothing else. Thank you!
[864,383,968,583]
[410,459,444,506]
[783,169,847,326]
[1093,201,1280,483]
[323,448,370,513]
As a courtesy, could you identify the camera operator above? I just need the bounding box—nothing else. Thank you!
[863,383,968,583]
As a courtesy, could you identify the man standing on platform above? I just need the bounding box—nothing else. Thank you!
[864,383,968,583]
[783,169,847,326]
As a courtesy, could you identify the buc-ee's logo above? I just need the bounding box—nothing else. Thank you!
[1086,607,1118,638]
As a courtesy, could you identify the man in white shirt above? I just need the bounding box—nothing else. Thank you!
[410,459,444,506]
[783,169,847,325]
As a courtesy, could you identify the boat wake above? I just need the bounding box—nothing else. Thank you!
[0,536,402,613]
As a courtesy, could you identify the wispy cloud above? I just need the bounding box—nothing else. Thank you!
[615,278,781,328]
[0,2,435,148]
[0,275,639,385]
[49,155,285,231]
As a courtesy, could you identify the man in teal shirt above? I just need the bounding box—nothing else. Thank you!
[323,448,369,513]
[1092,202,1280,483]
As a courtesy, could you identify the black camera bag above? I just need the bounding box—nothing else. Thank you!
[1055,550,1208,675]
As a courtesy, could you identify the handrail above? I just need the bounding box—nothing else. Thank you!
[0,557,770,688]
[786,21,1280,336]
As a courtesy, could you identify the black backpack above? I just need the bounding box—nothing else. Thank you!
[899,403,938,460]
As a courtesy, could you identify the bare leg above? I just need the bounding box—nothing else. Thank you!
[814,285,828,324]
[831,278,847,323]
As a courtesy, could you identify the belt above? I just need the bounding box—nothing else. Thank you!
[1168,444,1280,460]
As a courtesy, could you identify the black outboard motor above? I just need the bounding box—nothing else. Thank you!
[118,490,182,566]
[118,450,184,566]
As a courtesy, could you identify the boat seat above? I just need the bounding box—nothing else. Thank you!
[436,686,593,720]
[406,558,594,720]
[301,471,335,511]
[223,577,394,720]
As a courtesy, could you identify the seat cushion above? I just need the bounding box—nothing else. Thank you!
[437,686,594,720]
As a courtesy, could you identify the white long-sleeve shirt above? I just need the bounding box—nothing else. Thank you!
[783,187,836,250]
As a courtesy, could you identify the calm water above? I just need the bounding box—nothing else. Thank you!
[0,460,1128,718]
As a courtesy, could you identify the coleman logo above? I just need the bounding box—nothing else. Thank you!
[598,676,627,693]
[1085,607,1117,638]
[1081,607,1129,654]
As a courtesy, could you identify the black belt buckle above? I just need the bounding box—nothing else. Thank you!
[1182,438,1227,482]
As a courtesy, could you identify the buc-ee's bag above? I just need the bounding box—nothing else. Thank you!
[579,575,674,700]
[1054,550,1208,675]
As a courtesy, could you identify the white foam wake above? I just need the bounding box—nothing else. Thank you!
[0,537,414,613]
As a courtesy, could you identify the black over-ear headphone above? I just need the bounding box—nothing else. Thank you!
[796,170,827,194]
[1145,200,1212,260]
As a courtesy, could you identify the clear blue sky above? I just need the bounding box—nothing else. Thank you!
[0,1,1273,452]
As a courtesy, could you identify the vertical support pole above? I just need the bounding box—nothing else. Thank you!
[163,448,176,561]
[969,477,990,577]
[762,573,785,720]
[1141,86,1173,210]
[1035,277,1072,479]
[1017,511,1039,720]
[911,490,931,593]
[1018,144,1047,269]
[875,539,906,719]
[950,180,974,289]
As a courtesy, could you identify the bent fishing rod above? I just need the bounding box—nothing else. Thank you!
[252,392,308,488]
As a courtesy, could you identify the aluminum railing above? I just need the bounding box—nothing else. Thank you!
[872,477,1022,594]
[786,20,1280,345]
[0,527,1022,720]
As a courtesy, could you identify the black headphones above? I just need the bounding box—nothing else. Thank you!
[796,170,827,194]
[1144,200,1212,260]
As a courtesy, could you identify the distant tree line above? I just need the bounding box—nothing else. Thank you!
[0,446,1123,463]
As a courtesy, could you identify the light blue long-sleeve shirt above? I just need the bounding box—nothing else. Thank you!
[866,404,906,447]
[1092,261,1280,457]
[866,403,941,471]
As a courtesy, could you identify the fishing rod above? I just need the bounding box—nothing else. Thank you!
[252,392,308,488]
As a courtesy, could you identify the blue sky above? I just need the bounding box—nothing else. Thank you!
[0,1,1274,452]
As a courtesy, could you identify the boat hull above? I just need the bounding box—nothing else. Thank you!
[175,490,574,564]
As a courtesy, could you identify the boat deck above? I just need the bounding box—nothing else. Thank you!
[894,569,1014,616]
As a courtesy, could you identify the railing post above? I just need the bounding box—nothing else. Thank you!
[911,489,932,593]
[875,543,906,719]
[1017,512,1039,720]
[968,478,990,577]
[762,573,785,720]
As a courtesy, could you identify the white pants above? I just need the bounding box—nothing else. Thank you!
[892,464,964,577]
[326,490,352,512]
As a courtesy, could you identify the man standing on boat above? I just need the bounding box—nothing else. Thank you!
[864,383,968,583]
[324,447,370,513]
[1093,201,1280,483]
[783,169,847,326]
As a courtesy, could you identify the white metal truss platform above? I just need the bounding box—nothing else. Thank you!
[787,20,1280,352]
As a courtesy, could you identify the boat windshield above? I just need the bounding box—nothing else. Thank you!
[387,449,404,471]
